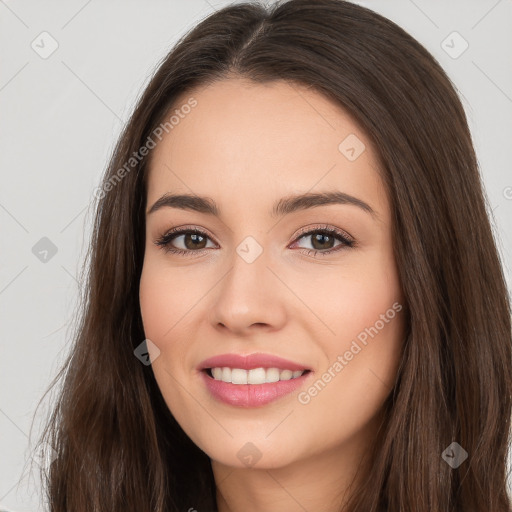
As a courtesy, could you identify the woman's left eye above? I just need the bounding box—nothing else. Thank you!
[291,226,356,256]
[154,225,356,258]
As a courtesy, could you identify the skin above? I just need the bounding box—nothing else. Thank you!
[139,77,405,512]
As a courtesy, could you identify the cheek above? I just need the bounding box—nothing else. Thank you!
[139,261,195,417]
[301,246,404,407]
[139,264,170,340]
[337,260,404,379]
[139,259,202,341]
[295,246,402,343]
[296,291,404,454]
[317,274,404,390]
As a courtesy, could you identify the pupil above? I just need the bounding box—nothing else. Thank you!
[312,233,332,250]
[185,233,206,250]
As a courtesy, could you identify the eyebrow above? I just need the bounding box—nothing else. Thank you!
[147,191,378,220]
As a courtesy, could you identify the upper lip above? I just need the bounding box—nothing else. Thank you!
[198,353,312,372]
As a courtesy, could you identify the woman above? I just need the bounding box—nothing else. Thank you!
[35,0,512,510]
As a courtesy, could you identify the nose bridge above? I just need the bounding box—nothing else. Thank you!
[209,234,285,331]
[224,235,271,305]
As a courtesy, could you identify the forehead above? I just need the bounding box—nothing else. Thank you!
[145,78,387,219]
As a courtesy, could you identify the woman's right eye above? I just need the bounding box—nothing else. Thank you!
[154,228,215,256]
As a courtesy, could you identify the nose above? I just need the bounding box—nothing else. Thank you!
[208,247,287,336]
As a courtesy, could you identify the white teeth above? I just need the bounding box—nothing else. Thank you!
[221,367,231,382]
[209,367,307,384]
[280,369,292,380]
[248,367,266,384]
[266,368,280,383]
[231,368,248,384]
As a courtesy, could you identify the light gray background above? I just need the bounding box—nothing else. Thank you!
[1,0,511,510]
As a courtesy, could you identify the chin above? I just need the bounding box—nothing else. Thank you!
[205,437,304,470]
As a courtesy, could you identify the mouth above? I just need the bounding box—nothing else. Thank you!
[197,352,313,406]
[200,367,314,407]
[203,367,312,385]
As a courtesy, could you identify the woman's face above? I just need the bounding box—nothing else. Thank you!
[139,78,405,471]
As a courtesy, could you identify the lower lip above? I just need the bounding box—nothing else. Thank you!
[200,370,312,407]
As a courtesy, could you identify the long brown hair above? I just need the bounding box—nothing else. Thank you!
[34,0,512,510]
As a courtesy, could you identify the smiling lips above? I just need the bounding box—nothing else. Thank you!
[198,352,313,407]
[210,366,306,384]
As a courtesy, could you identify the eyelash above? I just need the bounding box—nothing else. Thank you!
[154,224,356,258]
